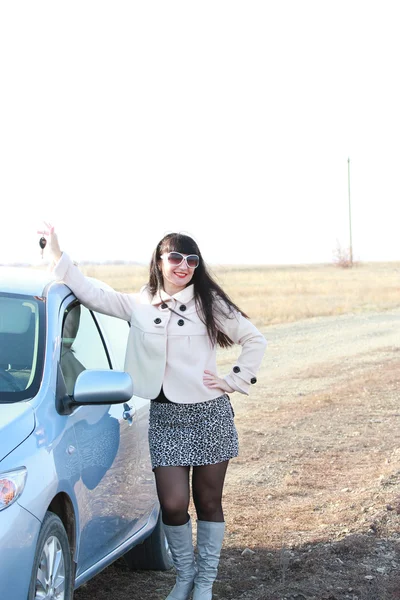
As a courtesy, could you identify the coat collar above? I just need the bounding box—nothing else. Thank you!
[150,284,195,306]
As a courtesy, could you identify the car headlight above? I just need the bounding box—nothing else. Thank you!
[0,468,27,511]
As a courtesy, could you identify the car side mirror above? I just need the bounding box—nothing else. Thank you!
[56,363,133,415]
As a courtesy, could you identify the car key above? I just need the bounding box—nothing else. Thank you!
[39,236,47,258]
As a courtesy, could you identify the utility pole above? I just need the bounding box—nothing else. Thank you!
[348,157,353,266]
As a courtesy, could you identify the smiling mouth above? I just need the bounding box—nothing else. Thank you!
[174,272,187,278]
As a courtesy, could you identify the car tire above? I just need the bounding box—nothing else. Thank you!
[28,511,74,600]
[123,512,173,571]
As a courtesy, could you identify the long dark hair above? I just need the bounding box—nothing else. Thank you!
[148,233,249,348]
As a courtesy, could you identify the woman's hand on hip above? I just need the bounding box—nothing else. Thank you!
[203,370,234,393]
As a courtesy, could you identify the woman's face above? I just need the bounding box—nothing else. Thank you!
[159,252,197,294]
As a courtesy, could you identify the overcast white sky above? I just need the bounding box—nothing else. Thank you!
[1,1,399,266]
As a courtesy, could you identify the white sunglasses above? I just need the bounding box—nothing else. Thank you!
[161,252,200,269]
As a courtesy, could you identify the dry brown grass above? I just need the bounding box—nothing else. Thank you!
[80,261,400,327]
[226,359,400,549]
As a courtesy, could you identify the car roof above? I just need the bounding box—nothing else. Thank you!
[0,265,114,298]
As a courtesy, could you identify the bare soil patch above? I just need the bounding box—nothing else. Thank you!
[75,311,400,600]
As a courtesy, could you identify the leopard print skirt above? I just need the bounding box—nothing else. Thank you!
[148,394,239,469]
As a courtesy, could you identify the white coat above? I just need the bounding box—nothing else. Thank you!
[53,253,267,404]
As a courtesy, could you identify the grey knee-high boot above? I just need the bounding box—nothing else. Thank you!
[192,520,225,600]
[163,518,197,600]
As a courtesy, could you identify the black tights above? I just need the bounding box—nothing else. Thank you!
[154,461,229,526]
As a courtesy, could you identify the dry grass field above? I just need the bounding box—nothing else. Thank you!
[71,260,400,600]
[80,260,400,328]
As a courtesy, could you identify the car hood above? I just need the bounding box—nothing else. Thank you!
[0,403,35,462]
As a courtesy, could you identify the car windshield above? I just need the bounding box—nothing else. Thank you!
[0,293,45,403]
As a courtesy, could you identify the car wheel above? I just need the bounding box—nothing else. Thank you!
[123,511,173,571]
[28,511,74,600]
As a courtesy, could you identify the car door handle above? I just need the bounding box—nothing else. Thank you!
[123,404,136,421]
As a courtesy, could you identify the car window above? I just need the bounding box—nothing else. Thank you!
[93,312,130,371]
[0,293,45,402]
[60,303,110,395]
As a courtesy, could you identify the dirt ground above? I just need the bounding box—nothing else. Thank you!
[75,309,400,600]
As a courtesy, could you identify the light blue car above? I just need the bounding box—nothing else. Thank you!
[0,266,171,600]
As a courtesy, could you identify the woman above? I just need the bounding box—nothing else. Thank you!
[41,224,267,600]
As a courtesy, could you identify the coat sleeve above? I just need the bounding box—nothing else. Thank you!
[216,301,267,395]
[52,252,136,321]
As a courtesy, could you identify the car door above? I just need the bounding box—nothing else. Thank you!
[93,310,156,530]
[59,301,153,576]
